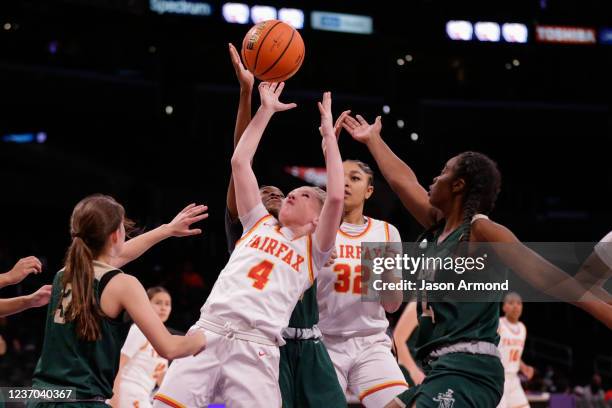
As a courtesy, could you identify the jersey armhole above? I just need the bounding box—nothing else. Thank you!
[99,270,126,323]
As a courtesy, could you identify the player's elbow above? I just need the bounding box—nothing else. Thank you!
[230,153,246,170]
[382,300,402,313]
[326,193,344,207]
[157,339,180,361]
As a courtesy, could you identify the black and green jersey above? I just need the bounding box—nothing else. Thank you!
[287,281,318,329]
[414,223,501,361]
[31,261,130,400]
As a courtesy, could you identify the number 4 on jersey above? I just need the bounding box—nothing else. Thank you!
[248,260,274,290]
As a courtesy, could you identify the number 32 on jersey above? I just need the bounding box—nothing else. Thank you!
[333,263,369,295]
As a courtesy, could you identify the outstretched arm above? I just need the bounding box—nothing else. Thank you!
[472,219,612,329]
[313,92,344,253]
[106,274,206,360]
[227,43,255,221]
[111,204,208,269]
[574,233,612,304]
[0,285,52,317]
[231,82,296,219]
[343,115,441,229]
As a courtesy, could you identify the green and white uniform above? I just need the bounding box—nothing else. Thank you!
[395,215,504,408]
[29,261,129,407]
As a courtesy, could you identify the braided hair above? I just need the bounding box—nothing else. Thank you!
[416,152,501,244]
[453,151,501,242]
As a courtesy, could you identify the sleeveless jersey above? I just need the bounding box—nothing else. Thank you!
[202,204,328,344]
[32,261,130,399]
[497,317,526,374]
[224,207,319,330]
[318,217,402,337]
[120,324,168,393]
[414,216,502,361]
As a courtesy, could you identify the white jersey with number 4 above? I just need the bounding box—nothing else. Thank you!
[318,217,402,338]
[201,204,330,345]
[498,317,527,374]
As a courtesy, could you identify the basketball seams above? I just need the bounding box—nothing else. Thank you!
[261,41,304,82]
[253,21,283,76]
[258,28,295,78]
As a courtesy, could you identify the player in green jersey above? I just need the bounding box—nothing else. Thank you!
[28,195,207,407]
[341,114,612,408]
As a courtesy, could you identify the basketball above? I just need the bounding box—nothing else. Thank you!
[241,20,305,82]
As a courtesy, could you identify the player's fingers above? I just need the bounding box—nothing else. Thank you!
[341,123,354,133]
[275,81,285,95]
[180,203,196,214]
[187,228,202,236]
[317,101,324,114]
[282,103,297,111]
[335,110,351,125]
[187,214,209,225]
[187,205,208,216]
[356,114,369,126]
[345,115,361,128]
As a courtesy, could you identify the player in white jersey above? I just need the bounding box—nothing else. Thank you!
[153,84,345,408]
[317,159,409,407]
[112,287,172,408]
[497,292,534,408]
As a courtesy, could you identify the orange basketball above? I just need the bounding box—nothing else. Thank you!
[241,20,305,82]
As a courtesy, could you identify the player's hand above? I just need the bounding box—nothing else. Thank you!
[323,248,338,268]
[334,110,351,139]
[152,362,167,385]
[228,43,254,91]
[258,82,297,113]
[187,328,207,356]
[5,256,43,286]
[317,91,335,138]
[165,204,209,237]
[410,367,426,385]
[342,114,382,145]
[321,109,351,154]
[26,285,53,309]
[522,364,535,380]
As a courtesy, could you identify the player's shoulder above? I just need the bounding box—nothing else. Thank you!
[365,217,399,233]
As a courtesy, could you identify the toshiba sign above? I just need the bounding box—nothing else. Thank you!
[536,25,596,44]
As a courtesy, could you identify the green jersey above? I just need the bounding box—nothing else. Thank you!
[287,281,318,329]
[31,261,130,400]
[414,223,501,361]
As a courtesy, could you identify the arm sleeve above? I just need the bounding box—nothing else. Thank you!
[120,324,145,359]
[311,236,335,273]
[594,231,612,269]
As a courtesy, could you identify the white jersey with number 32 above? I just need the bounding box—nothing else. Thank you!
[318,217,402,338]
[201,204,329,345]
[498,317,527,374]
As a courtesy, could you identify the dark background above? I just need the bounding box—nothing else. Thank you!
[0,0,610,390]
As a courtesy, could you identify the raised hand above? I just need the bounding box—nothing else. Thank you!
[334,110,351,139]
[317,91,334,137]
[258,82,297,113]
[165,204,209,237]
[5,256,42,286]
[27,285,52,308]
[228,43,254,91]
[342,114,382,145]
